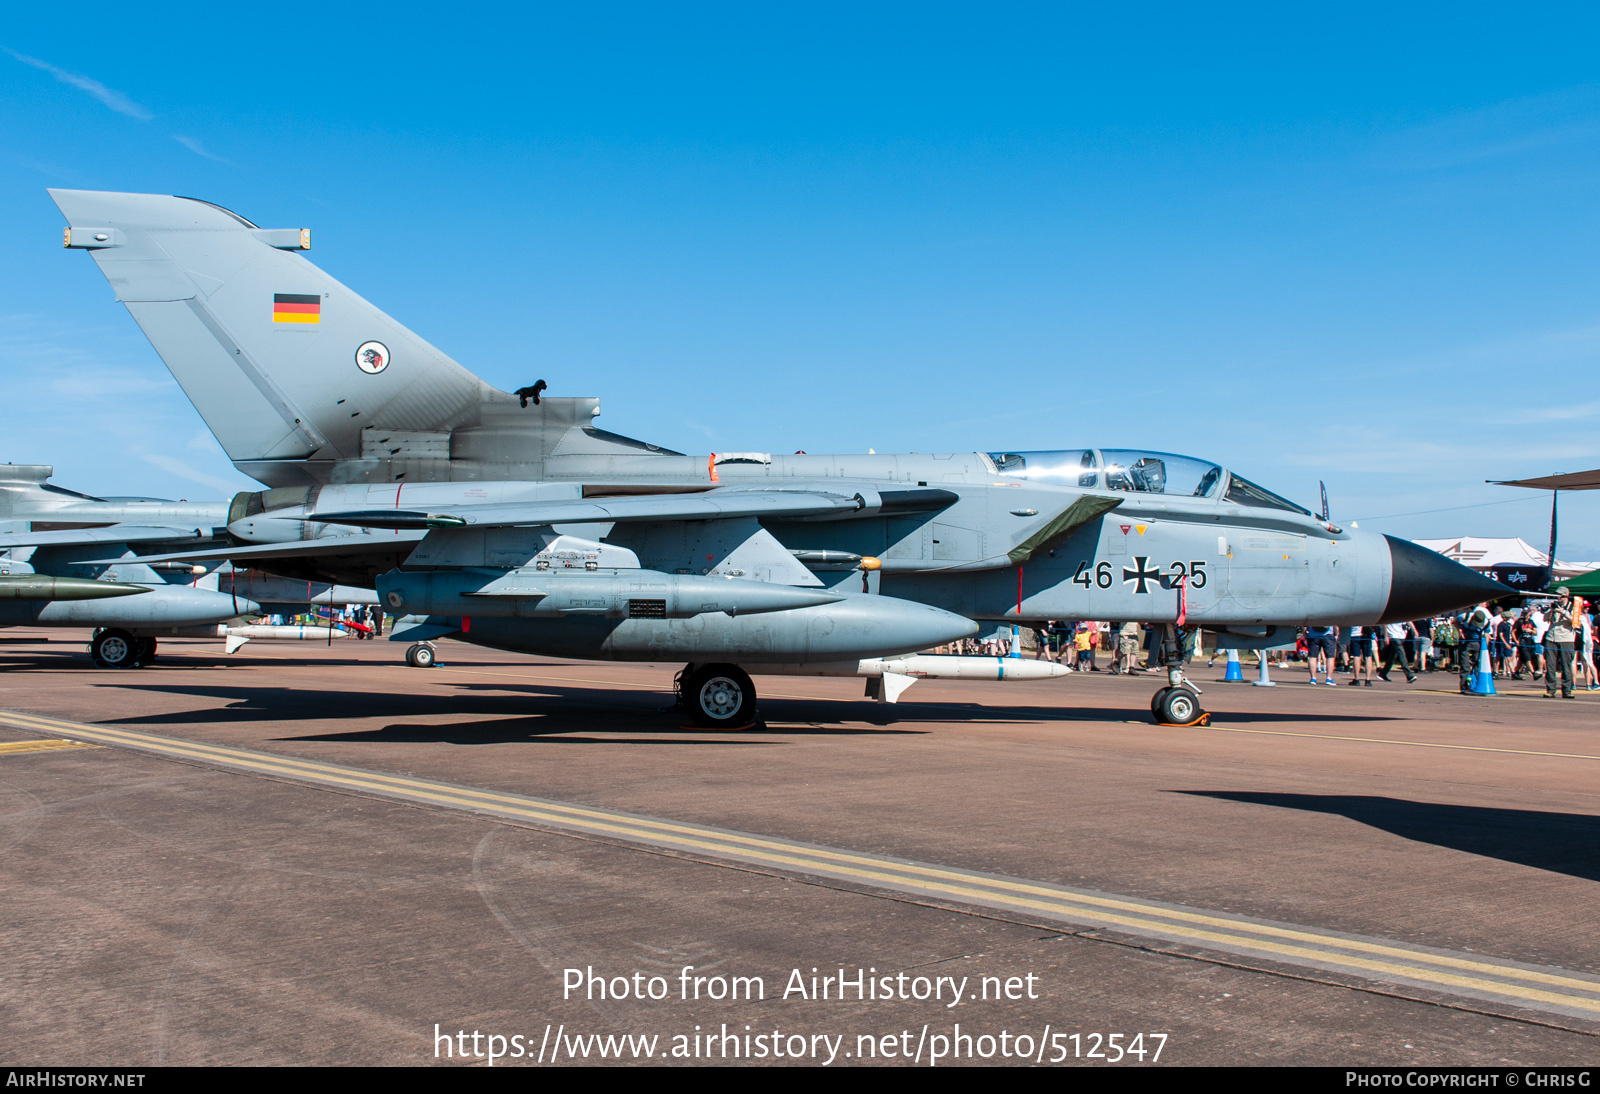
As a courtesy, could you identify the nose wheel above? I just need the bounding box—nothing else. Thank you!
[405,642,437,668]
[1150,624,1210,726]
[1151,685,1207,726]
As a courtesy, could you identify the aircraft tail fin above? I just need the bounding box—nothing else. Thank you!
[49,190,492,472]
[0,466,59,523]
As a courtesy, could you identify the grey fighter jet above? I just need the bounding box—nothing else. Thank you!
[49,190,1505,721]
[0,464,368,665]
[0,464,257,665]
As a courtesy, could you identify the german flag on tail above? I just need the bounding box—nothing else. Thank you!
[273,293,320,324]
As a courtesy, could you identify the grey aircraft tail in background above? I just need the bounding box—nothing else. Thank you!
[0,463,374,666]
[48,189,1507,723]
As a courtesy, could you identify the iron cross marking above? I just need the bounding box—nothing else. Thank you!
[1123,555,1161,594]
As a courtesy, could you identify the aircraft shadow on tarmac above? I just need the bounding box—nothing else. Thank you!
[73,670,1400,742]
[84,681,919,742]
[1184,791,1600,883]
[0,649,568,672]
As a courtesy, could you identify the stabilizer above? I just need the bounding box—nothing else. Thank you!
[51,190,492,473]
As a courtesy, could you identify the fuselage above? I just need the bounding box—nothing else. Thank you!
[223,447,1405,630]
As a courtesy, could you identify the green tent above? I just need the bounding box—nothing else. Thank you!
[1552,568,1600,597]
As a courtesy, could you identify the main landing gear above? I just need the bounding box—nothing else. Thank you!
[405,642,438,668]
[1149,624,1209,726]
[675,663,759,729]
[89,628,154,669]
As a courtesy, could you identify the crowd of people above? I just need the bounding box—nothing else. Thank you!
[1281,596,1596,695]
[978,591,1599,697]
[259,603,383,638]
[942,634,1016,657]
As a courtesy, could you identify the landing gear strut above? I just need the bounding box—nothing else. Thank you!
[1150,624,1208,726]
[676,663,758,728]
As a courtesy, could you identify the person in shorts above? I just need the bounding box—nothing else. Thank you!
[1346,625,1376,686]
[1494,611,1517,677]
[1117,621,1142,673]
[1516,609,1543,679]
[1431,616,1459,673]
[1305,625,1338,685]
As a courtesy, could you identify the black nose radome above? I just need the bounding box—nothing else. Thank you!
[1381,535,1511,623]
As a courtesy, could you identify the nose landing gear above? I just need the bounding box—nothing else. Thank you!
[1150,624,1209,726]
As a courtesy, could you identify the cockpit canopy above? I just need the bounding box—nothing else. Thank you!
[985,449,1309,515]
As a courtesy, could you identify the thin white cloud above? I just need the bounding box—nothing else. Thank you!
[681,420,727,444]
[0,318,177,400]
[1375,86,1600,173]
[139,454,243,497]
[1506,399,1600,424]
[5,49,153,121]
[171,134,233,165]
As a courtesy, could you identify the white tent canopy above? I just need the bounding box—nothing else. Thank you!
[1413,537,1593,579]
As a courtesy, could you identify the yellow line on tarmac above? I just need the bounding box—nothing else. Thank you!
[3,708,1599,1019]
[0,738,102,755]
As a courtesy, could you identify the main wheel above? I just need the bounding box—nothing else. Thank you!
[406,642,437,668]
[1155,687,1201,724]
[685,664,756,728]
[135,637,158,663]
[91,628,140,669]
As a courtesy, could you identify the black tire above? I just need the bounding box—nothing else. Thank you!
[135,637,157,663]
[686,664,756,728]
[407,643,436,668]
[1156,687,1201,725]
[91,628,141,669]
[1150,687,1170,719]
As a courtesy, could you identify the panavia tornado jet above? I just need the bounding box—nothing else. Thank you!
[49,189,1506,723]
[0,463,256,665]
[0,464,369,666]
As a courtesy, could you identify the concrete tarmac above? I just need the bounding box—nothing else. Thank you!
[1,631,1597,1066]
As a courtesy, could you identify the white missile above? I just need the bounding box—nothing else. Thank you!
[741,654,1072,703]
[858,655,1073,681]
[218,623,348,653]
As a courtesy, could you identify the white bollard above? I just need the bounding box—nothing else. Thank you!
[1253,650,1276,687]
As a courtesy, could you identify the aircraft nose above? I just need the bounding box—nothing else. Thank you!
[1380,535,1510,623]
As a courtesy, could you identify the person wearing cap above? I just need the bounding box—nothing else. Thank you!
[1459,602,1491,694]
[1544,586,1578,699]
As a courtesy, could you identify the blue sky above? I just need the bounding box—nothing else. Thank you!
[5,6,1600,553]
